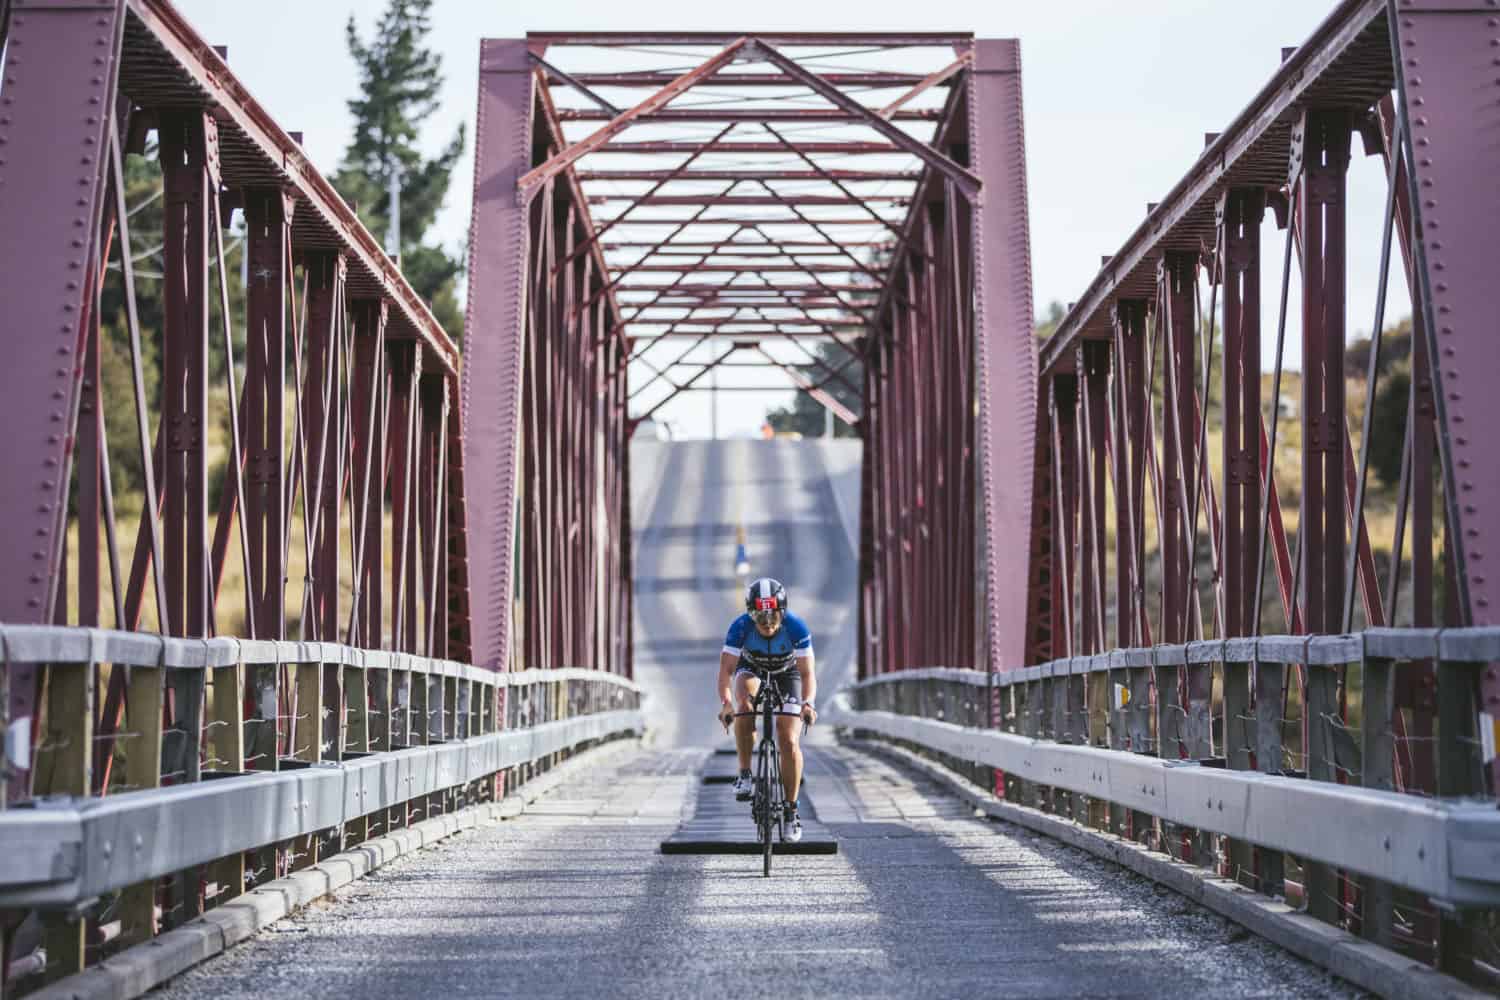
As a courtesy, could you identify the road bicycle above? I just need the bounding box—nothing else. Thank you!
[746,668,808,877]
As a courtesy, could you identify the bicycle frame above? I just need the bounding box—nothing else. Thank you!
[751,670,790,875]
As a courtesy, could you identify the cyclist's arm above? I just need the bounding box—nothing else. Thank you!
[717,651,739,708]
[797,652,816,709]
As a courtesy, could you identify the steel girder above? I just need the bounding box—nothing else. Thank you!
[465,40,632,678]
[1021,0,1500,965]
[858,40,1036,681]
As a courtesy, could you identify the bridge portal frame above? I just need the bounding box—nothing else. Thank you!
[468,33,1038,688]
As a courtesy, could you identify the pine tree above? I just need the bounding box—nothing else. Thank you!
[334,0,466,341]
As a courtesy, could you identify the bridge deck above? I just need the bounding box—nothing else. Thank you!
[156,745,1359,999]
[661,749,839,854]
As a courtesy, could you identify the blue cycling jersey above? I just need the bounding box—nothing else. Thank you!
[722,612,814,673]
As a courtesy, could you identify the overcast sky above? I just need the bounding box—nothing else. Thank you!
[174,0,1404,438]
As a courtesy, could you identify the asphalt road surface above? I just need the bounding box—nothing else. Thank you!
[159,440,1361,999]
[629,438,861,748]
[161,744,1359,999]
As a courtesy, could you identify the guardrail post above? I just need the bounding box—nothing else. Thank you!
[369,667,391,753]
[1045,670,1063,808]
[164,667,206,928]
[1183,653,1214,765]
[344,664,369,842]
[1360,645,1394,947]
[1223,643,1253,887]
[1436,647,1482,799]
[1305,654,1340,921]
[425,673,444,744]
[293,661,321,763]
[207,659,246,904]
[1086,663,1108,831]
[1155,648,1183,762]
[393,668,412,748]
[1154,647,1187,857]
[1251,646,1285,898]
[163,671,205,786]
[35,664,93,797]
[321,659,344,764]
[1022,677,1042,810]
[290,660,321,871]
[1106,657,1127,835]
[444,675,458,743]
[1063,660,1084,821]
[35,660,92,977]
[119,665,164,947]
[1435,637,1484,976]
[418,668,441,817]
[1126,657,1152,837]
[458,677,473,740]
[246,661,278,772]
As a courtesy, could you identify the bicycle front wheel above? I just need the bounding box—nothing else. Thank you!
[760,744,777,876]
[762,761,774,881]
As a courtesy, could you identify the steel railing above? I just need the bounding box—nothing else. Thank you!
[0,623,641,980]
[832,626,1500,915]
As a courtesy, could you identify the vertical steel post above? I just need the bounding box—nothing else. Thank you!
[1295,107,1352,923]
[1219,187,1265,887]
[1051,373,1079,658]
[967,38,1036,672]
[1113,301,1148,649]
[243,189,293,641]
[1387,3,1500,798]
[159,110,217,638]
[463,39,537,672]
[1220,189,1265,640]
[1159,251,1197,647]
[390,342,424,653]
[349,301,387,649]
[1023,385,1057,666]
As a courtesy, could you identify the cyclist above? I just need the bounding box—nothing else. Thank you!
[716,578,817,843]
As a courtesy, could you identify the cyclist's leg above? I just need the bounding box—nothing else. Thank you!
[731,668,760,773]
[773,672,805,807]
[775,714,803,808]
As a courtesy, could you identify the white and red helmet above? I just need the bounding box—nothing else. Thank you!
[745,577,788,616]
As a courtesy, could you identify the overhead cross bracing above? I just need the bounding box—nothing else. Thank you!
[526,32,982,427]
[467,30,1035,680]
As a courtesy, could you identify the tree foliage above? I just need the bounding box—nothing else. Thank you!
[764,300,1070,438]
[333,0,465,342]
[764,340,864,438]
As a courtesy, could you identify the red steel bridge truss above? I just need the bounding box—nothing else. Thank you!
[0,0,636,984]
[465,30,1035,684]
[0,0,1497,991]
[1003,0,1500,973]
[0,0,476,792]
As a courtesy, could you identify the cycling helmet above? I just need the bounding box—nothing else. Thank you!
[746,578,788,631]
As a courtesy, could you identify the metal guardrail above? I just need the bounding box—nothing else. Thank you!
[0,708,640,909]
[832,626,1500,911]
[851,628,1500,687]
[0,623,641,982]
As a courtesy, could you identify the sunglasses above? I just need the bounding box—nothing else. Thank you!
[750,608,783,627]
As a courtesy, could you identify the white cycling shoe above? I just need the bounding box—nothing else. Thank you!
[782,806,803,843]
[732,775,753,801]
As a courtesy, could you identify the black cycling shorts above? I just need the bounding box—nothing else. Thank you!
[733,665,804,716]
